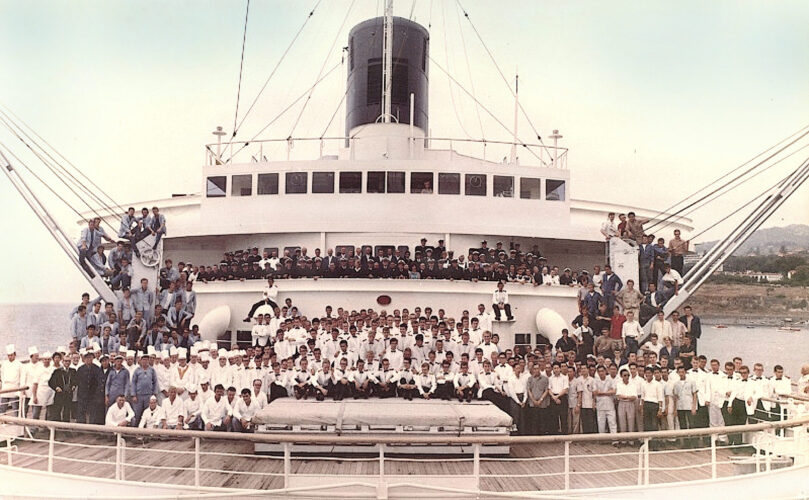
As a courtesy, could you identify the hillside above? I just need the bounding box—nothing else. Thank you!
[686,283,809,324]
[695,224,809,256]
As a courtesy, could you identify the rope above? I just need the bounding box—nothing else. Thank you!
[231,0,251,137]
[427,55,546,165]
[0,140,86,221]
[656,142,809,235]
[234,0,322,136]
[0,109,122,228]
[688,156,809,241]
[0,103,127,219]
[455,1,484,141]
[645,123,809,232]
[440,0,473,139]
[226,60,343,162]
[0,114,115,229]
[287,0,357,139]
[455,0,547,148]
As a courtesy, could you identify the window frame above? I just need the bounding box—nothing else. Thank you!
[311,172,335,194]
[519,177,542,200]
[257,173,279,195]
[231,174,253,197]
[410,172,434,194]
[464,174,487,196]
[206,176,227,198]
[546,179,566,201]
[285,172,308,194]
[493,175,514,198]
[438,173,461,195]
[339,171,363,193]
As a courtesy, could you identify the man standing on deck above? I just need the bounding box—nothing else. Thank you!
[680,306,702,353]
[0,344,22,415]
[600,265,623,312]
[131,355,159,426]
[75,352,105,424]
[668,230,689,275]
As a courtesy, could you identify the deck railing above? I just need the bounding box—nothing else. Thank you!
[204,135,568,169]
[1,403,808,498]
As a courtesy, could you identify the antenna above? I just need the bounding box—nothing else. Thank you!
[381,0,394,123]
[510,69,518,164]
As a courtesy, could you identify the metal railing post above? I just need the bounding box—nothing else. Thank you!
[637,440,644,486]
[564,441,570,491]
[473,443,481,492]
[379,443,386,480]
[120,435,127,481]
[5,437,12,466]
[47,427,55,472]
[194,437,200,487]
[283,442,291,489]
[710,433,717,479]
[115,433,121,480]
[643,438,650,485]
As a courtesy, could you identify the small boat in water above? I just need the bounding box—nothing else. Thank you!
[713,324,728,329]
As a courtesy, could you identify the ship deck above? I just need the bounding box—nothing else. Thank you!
[2,431,742,492]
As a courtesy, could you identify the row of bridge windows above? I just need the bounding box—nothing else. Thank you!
[207,172,565,201]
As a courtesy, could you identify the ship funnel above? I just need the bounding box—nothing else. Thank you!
[345,16,429,136]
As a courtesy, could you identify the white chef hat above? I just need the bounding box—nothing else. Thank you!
[218,348,228,357]
[56,346,67,354]
[6,344,16,355]
[169,346,178,356]
[126,350,136,358]
[146,345,156,356]
[28,346,39,356]
[43,351,52,358]
[187,384,198,393]
[177,347,187,358]
[160,350,170,360]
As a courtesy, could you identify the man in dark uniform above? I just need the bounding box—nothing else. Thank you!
[76,352,105,424]
[47,353,75,422]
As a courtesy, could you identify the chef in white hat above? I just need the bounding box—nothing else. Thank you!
[1,344,23,415]
[30,351,56,421]
[20,346,42,417]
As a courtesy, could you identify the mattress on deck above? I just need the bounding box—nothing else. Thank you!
[253,399,512,428]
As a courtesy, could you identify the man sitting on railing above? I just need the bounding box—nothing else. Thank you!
[138,395,166,429]
[201,384,232,431]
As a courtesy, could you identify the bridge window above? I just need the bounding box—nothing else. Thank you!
[546,179,566,201]
[493,175,514,197]
[519,177,542,199]
[335,245,355,258]
[312,172,334,193]
[397,245,410,256]
[284,247,301,259]
[374,245,395,258]
[410,172,433,194]
[339,172,362,193]
[257,173,279,195]
[438,173,461,194]
[367,172,385,193]
[465,174,487,196]
[387,171,406,193]
[206,176,226,198]
[263,247,279,257]
[231,174,252,197]
[285,172,308,194]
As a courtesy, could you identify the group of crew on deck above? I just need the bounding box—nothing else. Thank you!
[2,285,808,445]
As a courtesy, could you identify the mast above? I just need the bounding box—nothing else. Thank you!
[381,0,394,123]
[510,70,518,164]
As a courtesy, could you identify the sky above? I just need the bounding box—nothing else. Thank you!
[1,0,808,303]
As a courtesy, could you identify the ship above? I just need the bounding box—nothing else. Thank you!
[2,1,809,498]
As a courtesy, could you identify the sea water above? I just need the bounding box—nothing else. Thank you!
[0,303,806,380]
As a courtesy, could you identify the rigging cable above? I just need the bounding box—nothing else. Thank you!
[689,156,809,242]
[231,0,251,137]
[287,0,357,139]
[455,0,549,150]
[643,123,809,231]
[234,0,322,136]
[0,140,87,221]
[654,141,809,235]
[455,0,484,141]
[0,104,127,218]
[226,61,343,162]
[0,114,119,230]
[644,125,809,232]
[441,0,473,139]
[427,55,545,165]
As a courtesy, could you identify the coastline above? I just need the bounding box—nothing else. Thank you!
[687,283,809,326]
